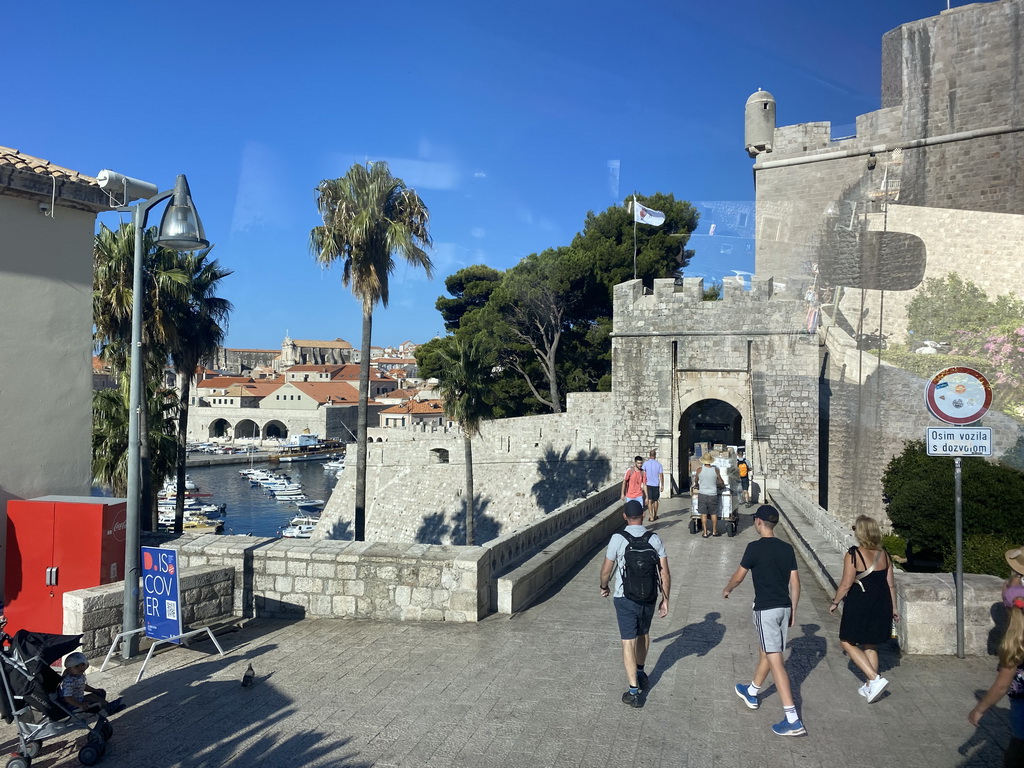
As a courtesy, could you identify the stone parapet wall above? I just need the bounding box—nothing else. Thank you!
[897,572,1005,656]
[63,565,234,657]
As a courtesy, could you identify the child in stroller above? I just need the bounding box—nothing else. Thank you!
[60,652,124,716]
[0,630,118,768]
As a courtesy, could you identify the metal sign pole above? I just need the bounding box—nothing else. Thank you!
[954,456,965,659]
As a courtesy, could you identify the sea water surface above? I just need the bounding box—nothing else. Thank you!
[185,460,339,537]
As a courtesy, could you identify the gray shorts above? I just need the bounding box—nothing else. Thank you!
[697,494,719,516]
[753,606,791,653]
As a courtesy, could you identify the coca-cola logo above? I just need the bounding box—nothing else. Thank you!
[112,509,127,542]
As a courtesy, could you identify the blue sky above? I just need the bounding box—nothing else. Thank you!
[8,1,969,350]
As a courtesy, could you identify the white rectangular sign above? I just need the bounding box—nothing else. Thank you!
[926,427,992,456]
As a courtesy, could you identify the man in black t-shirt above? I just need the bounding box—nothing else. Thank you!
[722,505,805,736]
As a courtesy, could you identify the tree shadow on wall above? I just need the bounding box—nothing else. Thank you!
[415,495,501,545]
[531,445,612,514]
[323,518,353,541]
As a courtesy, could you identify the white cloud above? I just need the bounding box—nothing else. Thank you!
[473,171,487,179]
[470,227,486,239]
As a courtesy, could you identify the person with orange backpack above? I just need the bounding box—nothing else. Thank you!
[737,448,752,508]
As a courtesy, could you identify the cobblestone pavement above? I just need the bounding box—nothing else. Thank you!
[2,497,1006,767]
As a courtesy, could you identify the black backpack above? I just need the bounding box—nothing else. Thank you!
[620,531,661,604]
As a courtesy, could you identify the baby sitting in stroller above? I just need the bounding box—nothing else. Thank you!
[60,652,124,716]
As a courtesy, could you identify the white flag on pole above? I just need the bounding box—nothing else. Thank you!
[633,197,665,227]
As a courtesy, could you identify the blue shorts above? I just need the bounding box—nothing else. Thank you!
[614,596,655,640]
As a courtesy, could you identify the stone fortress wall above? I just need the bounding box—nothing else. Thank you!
[316,390,620,545]
[611,276,820,499]
[752,0,1024,520]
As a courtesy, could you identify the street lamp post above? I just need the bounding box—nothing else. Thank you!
[96,171,208,659]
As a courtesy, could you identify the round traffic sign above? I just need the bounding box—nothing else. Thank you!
[925,366,992,425]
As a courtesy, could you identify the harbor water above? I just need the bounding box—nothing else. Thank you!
[185,460,339,537]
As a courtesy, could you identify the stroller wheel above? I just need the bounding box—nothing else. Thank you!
[100,721,114,741]
[24,740,42,758]
[729,520,738,537]
[689,518,698,535]
[78,745,101,766]
[6,756,30,768]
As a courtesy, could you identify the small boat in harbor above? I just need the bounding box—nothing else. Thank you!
[293,499,325,512]
[289,514,321,527]
[280,523,316,538]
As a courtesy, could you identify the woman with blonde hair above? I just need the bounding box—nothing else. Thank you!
[828,515,898,702]
[968,548,1024,767]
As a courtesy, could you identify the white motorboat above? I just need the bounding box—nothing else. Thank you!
[289,514,321,527]
[281,523,315,538]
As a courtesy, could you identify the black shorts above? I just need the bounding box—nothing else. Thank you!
[740,477,749,490]
[614,596,655,639]
[646,486,660,502]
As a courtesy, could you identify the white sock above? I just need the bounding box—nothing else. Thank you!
[747,682,761,697]
[784,705,799,724]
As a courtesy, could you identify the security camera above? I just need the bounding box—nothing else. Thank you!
[96,169,159,203]
[38,202,51,215]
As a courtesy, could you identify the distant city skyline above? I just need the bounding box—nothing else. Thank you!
[6,0,968,348]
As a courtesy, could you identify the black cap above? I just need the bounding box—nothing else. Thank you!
[624,500,644,519]
[754,505,779,523]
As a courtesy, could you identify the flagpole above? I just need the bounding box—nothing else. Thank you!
[632,197,638,279]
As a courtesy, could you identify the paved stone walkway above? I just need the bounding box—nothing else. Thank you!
[2,497,1007,767]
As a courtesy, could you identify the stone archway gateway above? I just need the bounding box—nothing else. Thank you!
[678,399,743,486]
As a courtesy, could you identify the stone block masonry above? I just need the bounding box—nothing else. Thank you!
[612,277,820,497]
[63,565,234,657]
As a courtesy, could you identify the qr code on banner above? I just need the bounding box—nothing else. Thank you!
[165,601,177,620]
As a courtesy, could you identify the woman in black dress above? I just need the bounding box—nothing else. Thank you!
[828,515,899,703]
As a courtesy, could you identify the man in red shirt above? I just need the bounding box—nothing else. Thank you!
[620,456,648,506]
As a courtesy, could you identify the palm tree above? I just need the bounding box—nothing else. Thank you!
[435,338,492,545]
[161,250,232,533]
[92,374,179,499]
[309,162,433,541]
[93,222,191,529]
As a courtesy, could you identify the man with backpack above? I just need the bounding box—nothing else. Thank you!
[599,500,671,708]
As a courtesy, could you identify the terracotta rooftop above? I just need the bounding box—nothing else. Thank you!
[290,381,360,404]
[196,376,255,389]
[380,399,447,415]
[0,146,98,184]
[291,339,352,349]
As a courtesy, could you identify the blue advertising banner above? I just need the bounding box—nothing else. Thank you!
[142,547,182,643]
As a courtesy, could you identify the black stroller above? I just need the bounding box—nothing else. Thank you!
[0,630,113,768]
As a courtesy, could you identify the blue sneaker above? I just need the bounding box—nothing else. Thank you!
[772,718,806,736]
[734,683,759,710]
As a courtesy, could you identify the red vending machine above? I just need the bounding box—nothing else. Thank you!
[4,496,127,635]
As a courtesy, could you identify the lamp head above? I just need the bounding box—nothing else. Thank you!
[156,174,209,251]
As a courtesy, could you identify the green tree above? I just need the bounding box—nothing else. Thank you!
[906,273,1024,344]
[435,337,492,545]
[93,222,191,529]
[162,250,233,533]
[310,161,433,541]
[436,264,503,332]
[571,192,699,317]
[882,440,1024,572]
[486,247,592,413]
[92,376,179,500]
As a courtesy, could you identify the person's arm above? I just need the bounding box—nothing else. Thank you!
[828,551,858,614]
[620,471,628,500]
[723,565,748,598]
[715,467,724,488]
[789,569,801,626]
[658,557,671,617]
[599,557,615,597]
[641,472,648,502]
[886,553,899,622]
[969,665,1017,725]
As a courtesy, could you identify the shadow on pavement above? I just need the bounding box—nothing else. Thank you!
[648,611,726,690]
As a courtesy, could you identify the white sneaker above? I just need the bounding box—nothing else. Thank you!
[866,676,889,703]
[857,682,868,698]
